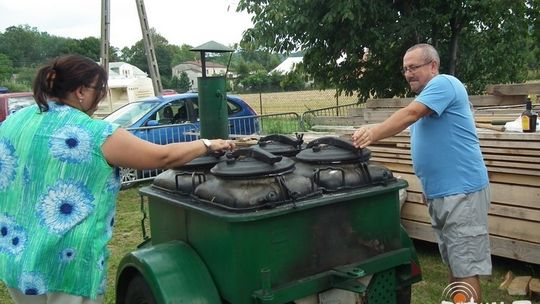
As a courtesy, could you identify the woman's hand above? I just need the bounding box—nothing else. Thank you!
[208,139,235,153]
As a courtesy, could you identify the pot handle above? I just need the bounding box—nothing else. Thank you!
[258,134,304,148]
[306,136,356,151]
[226,146,283,165]
[306,136,371,160]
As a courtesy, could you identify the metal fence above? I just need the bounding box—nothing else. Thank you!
[301,102,363,130]
[228,112,303,137]
[120,123,200,187]
[236,89,358,115]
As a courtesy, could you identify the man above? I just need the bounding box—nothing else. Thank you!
[351,43,491,302]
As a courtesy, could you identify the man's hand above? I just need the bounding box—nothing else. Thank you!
[352,127,374,149]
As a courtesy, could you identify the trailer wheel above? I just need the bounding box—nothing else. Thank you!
[396,285,411,304]
[124,274,156,304]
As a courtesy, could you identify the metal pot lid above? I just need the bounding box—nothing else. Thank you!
[211,146,295,177]
[256,133,305,156]
[175,151,224,170]
[295,136,371,164]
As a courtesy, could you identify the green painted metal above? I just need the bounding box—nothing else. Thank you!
[250,248,411,303]
[366,269,397,304]
[198,76,229,139]
[191,40,234,53]
[140,179,419,303]
[116,241,220,304]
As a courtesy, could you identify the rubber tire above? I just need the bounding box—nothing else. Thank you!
[396,285,412,304]
[124,275,157,304]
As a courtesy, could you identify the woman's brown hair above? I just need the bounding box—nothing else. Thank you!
[33,54,108,111]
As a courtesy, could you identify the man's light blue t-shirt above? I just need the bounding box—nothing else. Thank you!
[410,74,488,199]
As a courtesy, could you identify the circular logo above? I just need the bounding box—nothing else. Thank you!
[441,282,477,303]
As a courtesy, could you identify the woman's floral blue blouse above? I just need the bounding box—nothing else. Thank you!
[0,102,120,299]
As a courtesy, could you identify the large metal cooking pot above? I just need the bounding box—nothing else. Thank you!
[194,146,321,211]
[152,153,223,195]
[255,133,304,156]
[294,136,395,192]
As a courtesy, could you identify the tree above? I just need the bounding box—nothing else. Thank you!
[119,29,175,83]
[280,69,305,91]
[0,54,14,80]
[56,38,97,60]
[177,72,191,92]
[0,25,44,67]
[171,44,199,67]
[238,0,537,100]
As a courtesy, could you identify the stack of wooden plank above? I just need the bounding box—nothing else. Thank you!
[347,94,534,125]
[369,129,540,264]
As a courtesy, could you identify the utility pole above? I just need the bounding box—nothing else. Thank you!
[100,0,111,109]
[100,0,110,73]
[135,0,163,96]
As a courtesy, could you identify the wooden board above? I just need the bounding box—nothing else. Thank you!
[403,196,540,222]
[401,219,540,264]
[401,202,540,243]
[364,95,528,108]
[485,83,540,96]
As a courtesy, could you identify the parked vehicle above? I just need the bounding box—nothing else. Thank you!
[103,92,259,139]
[102,92,260,187]
[0,92,34,124]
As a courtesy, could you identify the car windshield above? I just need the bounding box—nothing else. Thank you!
[103,100,158,127]
[8,96,34,114]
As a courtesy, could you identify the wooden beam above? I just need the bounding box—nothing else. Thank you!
[488,171,540,187]
[402,203,540,243]
[404,184,540,213]
[485,83,540,96]
[470,95,527,106]
[401,220,540,264]
[366,98,413,108]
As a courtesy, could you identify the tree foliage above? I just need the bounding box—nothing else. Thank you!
[0,54,14,80]
[119,28,176,79]
[238,0,538,100]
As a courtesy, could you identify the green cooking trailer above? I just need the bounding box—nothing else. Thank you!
[116,178,421,304]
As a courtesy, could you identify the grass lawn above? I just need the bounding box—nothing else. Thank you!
[0,184,538,303]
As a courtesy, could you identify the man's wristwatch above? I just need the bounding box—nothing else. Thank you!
[201,138,212,153]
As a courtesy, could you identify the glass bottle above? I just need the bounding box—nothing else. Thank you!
[522,98,537,132]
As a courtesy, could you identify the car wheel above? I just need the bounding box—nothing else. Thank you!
[124,274,156,304]
[120,167,138,189]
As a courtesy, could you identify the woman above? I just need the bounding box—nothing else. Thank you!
[0,54,234,303]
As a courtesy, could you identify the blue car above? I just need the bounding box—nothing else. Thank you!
[103,92,260,187]
[103,92,259,141]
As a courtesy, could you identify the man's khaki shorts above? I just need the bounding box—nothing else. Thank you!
[427,186,492,278]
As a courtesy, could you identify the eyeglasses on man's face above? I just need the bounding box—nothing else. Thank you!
[401,60,432,74]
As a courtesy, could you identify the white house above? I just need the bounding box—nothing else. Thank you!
[172,60,232,90]
[270,56,304,74]
[270,56,314,88]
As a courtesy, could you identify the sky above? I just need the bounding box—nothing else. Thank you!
[0,0,253,49]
